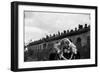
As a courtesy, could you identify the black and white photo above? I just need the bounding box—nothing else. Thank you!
[24,11,91,62]
[11,1,97,71]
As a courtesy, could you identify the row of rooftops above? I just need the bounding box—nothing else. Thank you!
[27,24,90,47]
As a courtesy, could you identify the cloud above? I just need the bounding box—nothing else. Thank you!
[25,26,49,42]
[24,11,90,43]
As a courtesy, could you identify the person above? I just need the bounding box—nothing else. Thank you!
[59,38,80,60]
[49,48,60,60]
[61,46,73,60]
[50,38,80,60]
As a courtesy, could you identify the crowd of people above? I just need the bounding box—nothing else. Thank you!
[24,37,90,61]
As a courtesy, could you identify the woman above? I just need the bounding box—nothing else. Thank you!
[54,38,80,60]
[61,38,80,60]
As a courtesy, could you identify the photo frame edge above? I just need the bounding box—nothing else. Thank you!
[11,1,98,72]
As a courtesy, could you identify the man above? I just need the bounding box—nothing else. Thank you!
[49,47,60,60]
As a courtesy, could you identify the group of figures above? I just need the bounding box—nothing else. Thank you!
[49,38,80,60]
[24,37,90,61]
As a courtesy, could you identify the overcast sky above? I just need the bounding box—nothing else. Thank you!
[24,11,90,43]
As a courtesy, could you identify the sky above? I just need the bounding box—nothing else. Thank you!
[24,11,90,43]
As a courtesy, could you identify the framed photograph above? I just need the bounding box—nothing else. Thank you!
[11,1,98,71]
